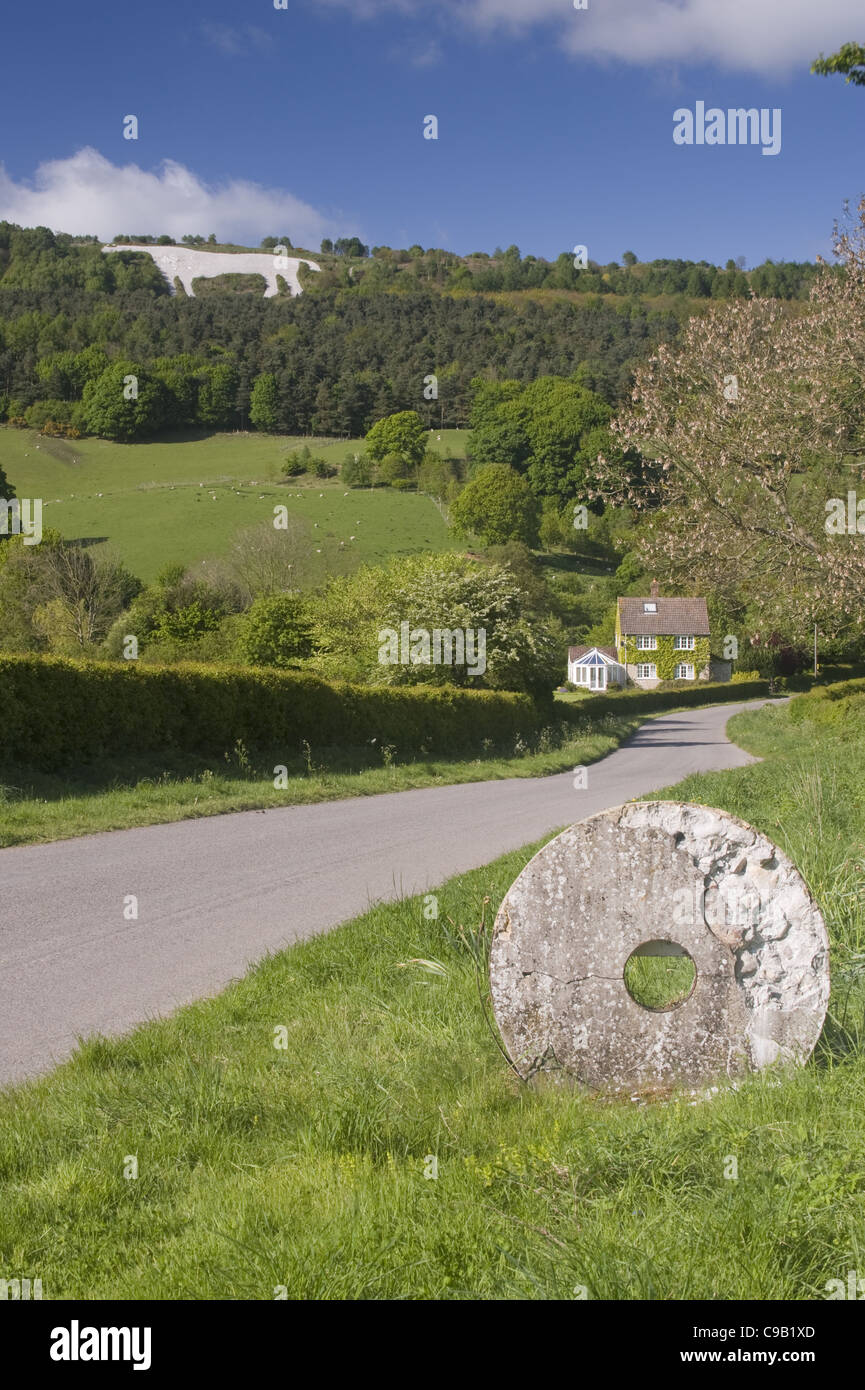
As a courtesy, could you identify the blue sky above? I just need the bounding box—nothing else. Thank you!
[0,0,863,265]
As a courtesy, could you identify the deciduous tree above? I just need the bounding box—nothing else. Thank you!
[450,464,539,547]
[594,200,865,638]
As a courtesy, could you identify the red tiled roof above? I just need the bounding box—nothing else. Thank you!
[617,596,709,637]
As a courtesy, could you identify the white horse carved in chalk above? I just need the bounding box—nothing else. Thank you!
[101,244,320,298]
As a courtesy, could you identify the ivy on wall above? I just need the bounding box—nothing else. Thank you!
[621,634,711,680]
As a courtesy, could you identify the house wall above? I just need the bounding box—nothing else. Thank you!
[626,664,661,690]
[620,633,710,678]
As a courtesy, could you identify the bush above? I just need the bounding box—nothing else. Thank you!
[376,452,413,487]
[24,400,86,433]
[731,669,761,683]
[341,452,373,488]
[0,654,545,770]
[282,446,336,479]
[237,594,314,669]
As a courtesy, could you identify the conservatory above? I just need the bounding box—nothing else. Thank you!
[566,645,628,692]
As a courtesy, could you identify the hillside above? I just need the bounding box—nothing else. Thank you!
[0,429,457,582]
[0,222,819,442]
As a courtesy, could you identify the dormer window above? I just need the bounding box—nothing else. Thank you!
[643,602,657,613]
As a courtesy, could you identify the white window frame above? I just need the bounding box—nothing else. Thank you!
[636,663,657,679]
[674,636,695,650]
[643,602,657,613]
[674,663,695,680]
[636,635,657,650]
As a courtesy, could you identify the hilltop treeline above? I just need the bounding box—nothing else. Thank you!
[320,244,820,301]
[0,223,820,301]
[0,221,816,441]
[0,224,682,435]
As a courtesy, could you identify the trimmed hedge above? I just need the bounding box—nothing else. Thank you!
[0,656,783,775]
[558,679,771,723]
[0,655,543,771]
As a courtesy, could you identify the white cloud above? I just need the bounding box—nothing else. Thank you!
[315,0,865,75]
[201,23,271,56]
[387,35,443,67]
[0,148,344,247]
[315,0,417,15]
[410,38,443,68]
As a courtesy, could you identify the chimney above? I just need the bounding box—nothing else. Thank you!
[650,579,659,599]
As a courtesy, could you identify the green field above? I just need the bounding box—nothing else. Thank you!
[0,429,465,582]
[0,699,863,1299]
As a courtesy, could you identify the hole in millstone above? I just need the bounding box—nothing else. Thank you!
[623,940,697,1012]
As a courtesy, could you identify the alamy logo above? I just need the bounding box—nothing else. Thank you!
[0,497,42,545]
[50,1321,152,1370]
[825,492,865,534]
[673,102,781,157]
[378,622,486,677]
[0,1277,42,1299]
[825,1270,865,1299]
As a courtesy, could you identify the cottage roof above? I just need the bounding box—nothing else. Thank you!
[617,596,709,637]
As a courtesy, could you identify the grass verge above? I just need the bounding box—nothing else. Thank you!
[0,713,640,848]
[1,698,864,1298]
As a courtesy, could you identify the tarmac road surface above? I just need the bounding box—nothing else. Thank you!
[0,700,769,1085]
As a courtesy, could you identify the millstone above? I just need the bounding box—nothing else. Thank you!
[489,802,830,1091]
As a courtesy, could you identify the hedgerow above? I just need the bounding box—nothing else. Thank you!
[558,679,770,723]
[0,654,543,770]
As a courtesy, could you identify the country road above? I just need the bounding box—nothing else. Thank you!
[0,701,770,1086]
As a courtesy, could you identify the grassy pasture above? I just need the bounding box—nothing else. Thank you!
[1,429,463,582]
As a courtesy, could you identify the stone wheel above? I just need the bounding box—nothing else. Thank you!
[490,802,830,1092]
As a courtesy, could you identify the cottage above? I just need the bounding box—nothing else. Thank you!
[614,581,730,688]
